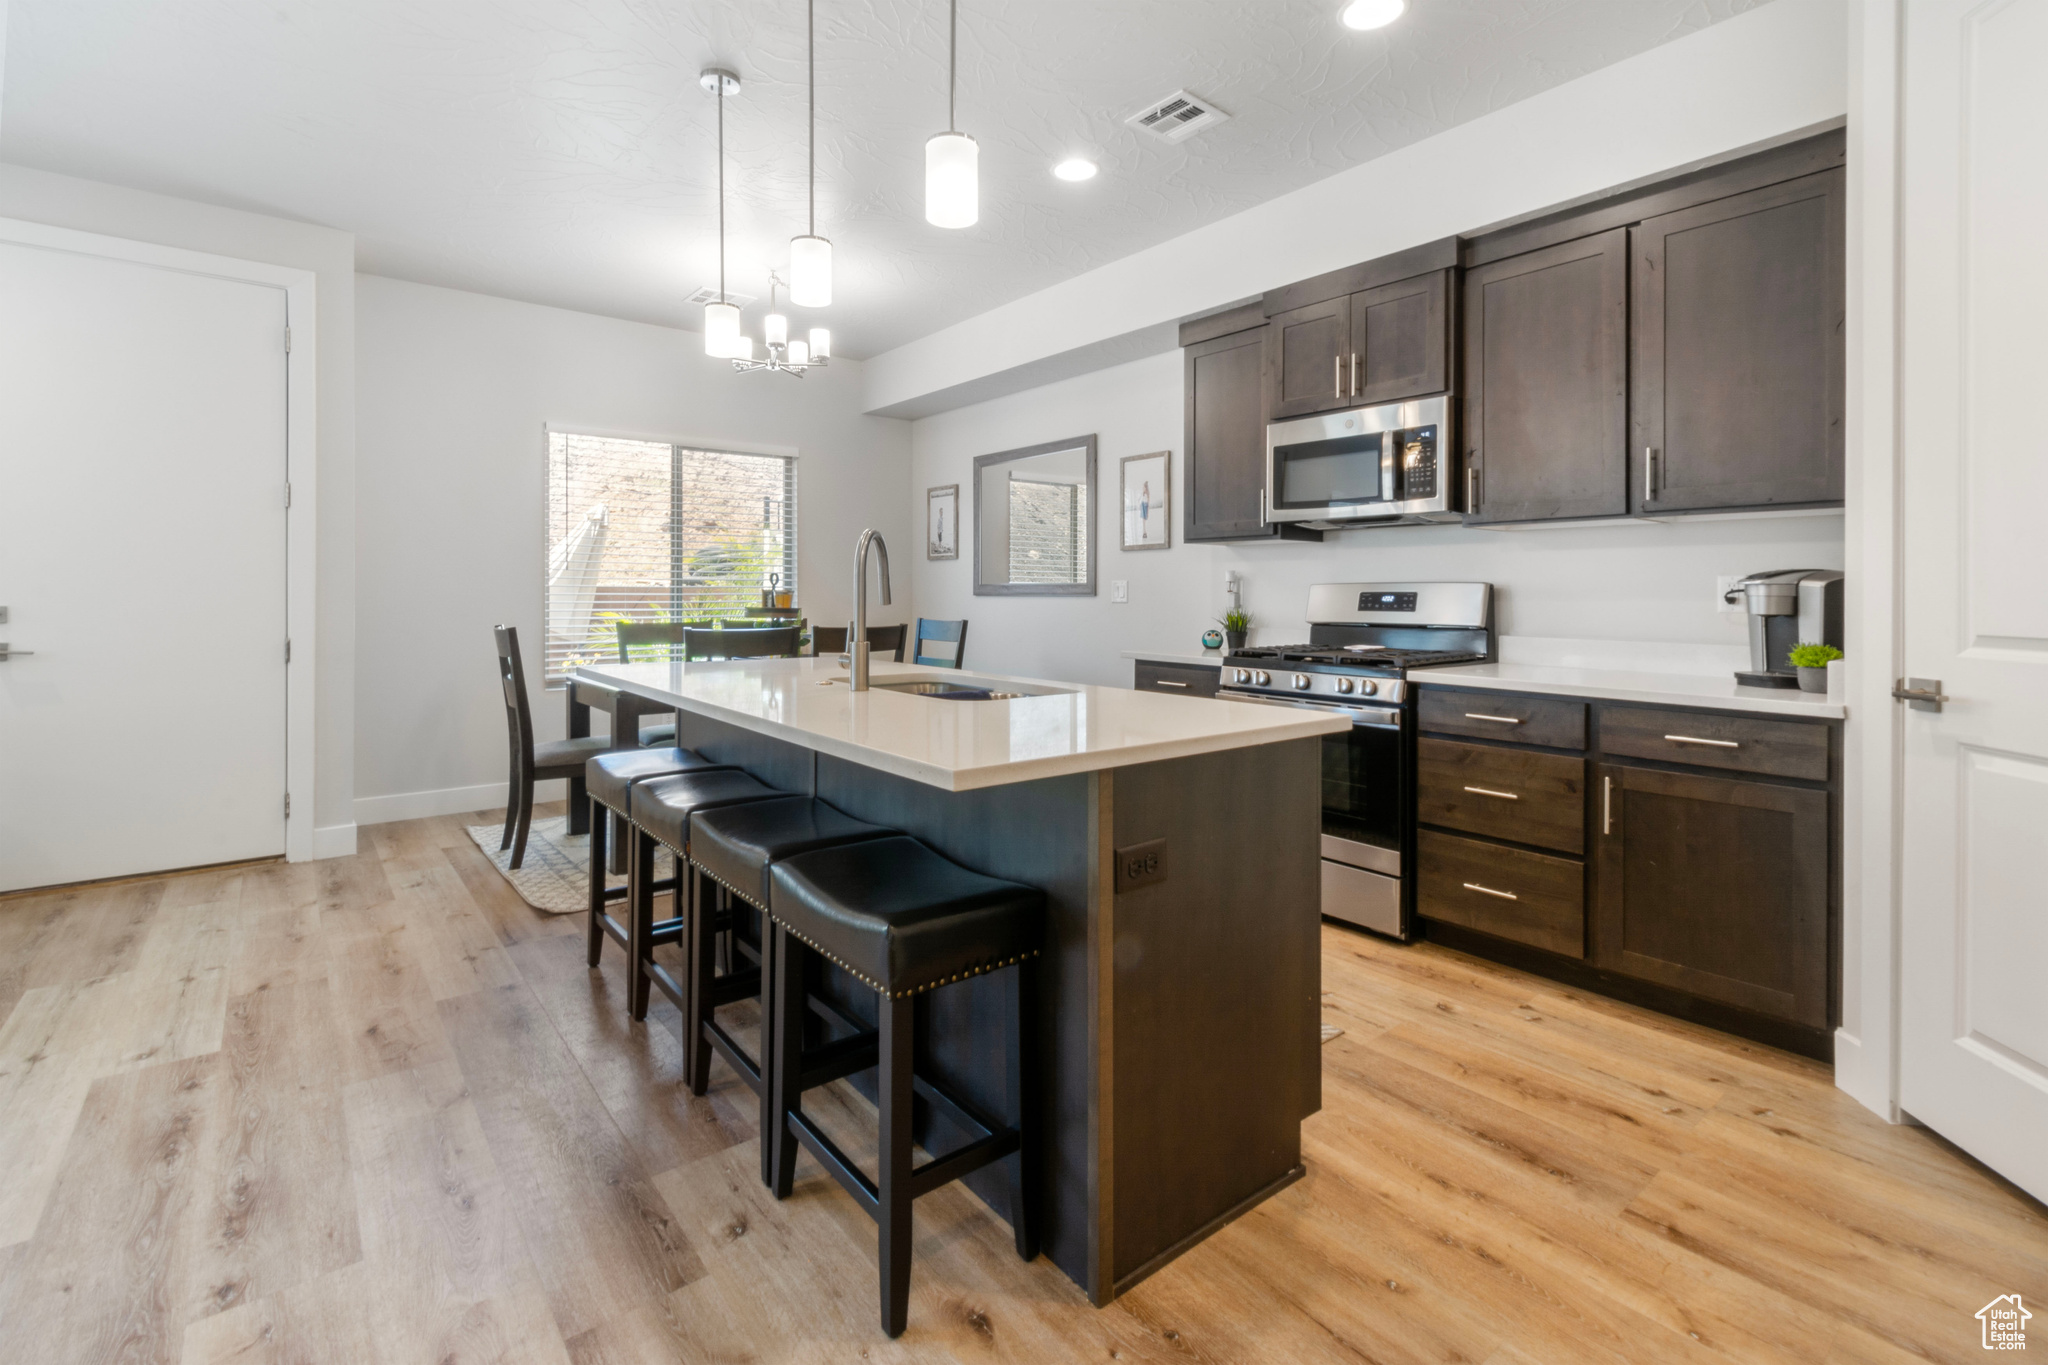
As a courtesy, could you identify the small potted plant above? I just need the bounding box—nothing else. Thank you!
[1788,642,1842,693]
[1219,608,1252,652]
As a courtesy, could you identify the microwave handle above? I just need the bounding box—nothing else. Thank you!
[1381,440,1396,503]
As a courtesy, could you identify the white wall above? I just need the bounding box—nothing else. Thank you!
[0,162,359,851]
[353,275,911,823]
[911,350,1845,686]
[865,0,1848,417]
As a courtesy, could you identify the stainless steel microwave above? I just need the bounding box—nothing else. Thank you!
[1264,395,1460,528]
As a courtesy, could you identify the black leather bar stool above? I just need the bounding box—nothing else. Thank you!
[584,747,731,974]
[687,797,898,1182]
[626,769,786,1035]
[766,836,1043,1338]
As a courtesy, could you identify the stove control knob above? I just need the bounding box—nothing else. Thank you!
[1292,673,1311,690]
[1253,670,1271,687]
[1334,677,1355,695]
[1359,679,1379,697]
[1231,668,1248,684]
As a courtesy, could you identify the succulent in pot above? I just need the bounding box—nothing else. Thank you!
[1787,642,1843,693]
[1219,608,1253,652]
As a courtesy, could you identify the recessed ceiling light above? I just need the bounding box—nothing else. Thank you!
[1341,0,1405,30]
[1053,158,1098,182]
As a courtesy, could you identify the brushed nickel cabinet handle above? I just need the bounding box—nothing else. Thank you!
[1465,713,1522,725]
[1603,775,1612,835]
[1335,355,1343,399]
[1467,464,1479,512]
[1350,352,1359,396]
[1153,680,1189,688]
[1463,785,1519,800]
[1664,734,1738,748]
[1463,882,1519,901]
[1644,446,1660,500]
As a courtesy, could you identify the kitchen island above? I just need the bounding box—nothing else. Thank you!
[575,655,1347,1305]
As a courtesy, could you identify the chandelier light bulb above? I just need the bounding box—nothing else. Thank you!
[737,334,756,361]
[787,338,810,366]
[1341,0,1405,30]
[789,235,832,307]
[808,327,831,361]
[926,132,979,228]
[764,312,789,348]
[703,301,740,357]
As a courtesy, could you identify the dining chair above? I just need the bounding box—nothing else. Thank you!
[810,624,905,661]
[495,624,620,869]
[912,618,969,669]
[615,620,716,663]
[684,625,804,661]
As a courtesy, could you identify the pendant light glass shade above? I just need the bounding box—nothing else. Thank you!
[737,335,756,361]
[808,327,831,360]
[925,132,978,228]
[704,300,741,357]
[789,235,832,307]
[764,311,788,348]
[787,338,811,365]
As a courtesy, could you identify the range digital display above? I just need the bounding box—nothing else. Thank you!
[1359,591,1418,612]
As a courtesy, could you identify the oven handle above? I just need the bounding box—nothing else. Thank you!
[1218,688,1403,729]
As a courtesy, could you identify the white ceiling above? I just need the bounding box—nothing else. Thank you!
[1,0,1769,358]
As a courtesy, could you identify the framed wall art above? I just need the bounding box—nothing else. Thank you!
[926,483,959,560]
[1119,450,1171,551]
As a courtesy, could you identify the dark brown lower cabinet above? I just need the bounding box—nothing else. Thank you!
[1133,660,1220,698]
[1593,763,1831,1030]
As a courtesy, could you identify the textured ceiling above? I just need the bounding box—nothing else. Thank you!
[1,0,1769,358]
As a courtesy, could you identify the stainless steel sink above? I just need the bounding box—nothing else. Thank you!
[869,679,1029,701]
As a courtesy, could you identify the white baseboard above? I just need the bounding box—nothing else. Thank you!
[1831,1027,1901,1123]
[310,822,359,860]
[353,778,574,828]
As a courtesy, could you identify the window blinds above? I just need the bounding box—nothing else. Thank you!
[544,432,797,682]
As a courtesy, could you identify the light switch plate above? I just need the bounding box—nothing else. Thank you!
[1111,580,1129,603]
[1716,575,1743,614]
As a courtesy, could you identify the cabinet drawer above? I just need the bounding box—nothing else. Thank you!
[1417,830,1584,958]
[1134,661,1220,698]
[1599,706,1828,782]
[1419,689,1586,750]
[1417,738,1585,854]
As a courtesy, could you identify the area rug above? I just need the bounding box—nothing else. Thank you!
[464,817,672,915]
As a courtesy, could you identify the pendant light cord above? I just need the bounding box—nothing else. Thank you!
[717,79,727,305]
[808,0,816,236]
[948,0,957,133]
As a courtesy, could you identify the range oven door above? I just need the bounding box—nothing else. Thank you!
[1218,689,1409,939]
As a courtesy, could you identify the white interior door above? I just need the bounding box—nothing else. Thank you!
[0,239,288,892]
[1896,0,2048,1203]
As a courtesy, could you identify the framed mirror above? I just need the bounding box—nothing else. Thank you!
[973,434,1097,596]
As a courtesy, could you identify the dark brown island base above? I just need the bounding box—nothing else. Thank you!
[578,656,1341,1305]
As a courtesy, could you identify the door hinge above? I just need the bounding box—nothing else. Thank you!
[285,639,292,664]
[284,792,292,819]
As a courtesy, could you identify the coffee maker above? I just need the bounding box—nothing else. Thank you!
[1725,569,1844,689]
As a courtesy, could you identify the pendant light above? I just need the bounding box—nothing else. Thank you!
[925,0,977,229]
[788,0,832,306]
[701,67,742,357]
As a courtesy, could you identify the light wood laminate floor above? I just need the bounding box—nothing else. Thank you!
[0,807,2042,1364]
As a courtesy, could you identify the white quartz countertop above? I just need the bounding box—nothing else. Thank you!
[1418,661,1848,719]
[1121,650,1227,669]
[576,657,1348,791]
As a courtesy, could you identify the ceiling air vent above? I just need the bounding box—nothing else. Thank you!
[1125,89,1231,144]
[687,285,757,309]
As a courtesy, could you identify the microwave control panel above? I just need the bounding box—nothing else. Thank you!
[1395,425,1438,501]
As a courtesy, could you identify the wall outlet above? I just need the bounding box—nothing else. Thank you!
[1111,580,1129,604]
[1113,839,1168,893]
[1716,575,1744,614]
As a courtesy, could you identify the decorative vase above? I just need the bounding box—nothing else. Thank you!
[1225,630,1247,652]
[1201,629,1225,651]
[1797,665,1828,693]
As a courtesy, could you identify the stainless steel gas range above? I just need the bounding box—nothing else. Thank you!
[1218,582,1494,939]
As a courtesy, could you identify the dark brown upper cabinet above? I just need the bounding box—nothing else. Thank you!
[1632,169,1846,514]
[1462,229,1630,526]
[1183,323,1319,542]
[1266,272,1450,421]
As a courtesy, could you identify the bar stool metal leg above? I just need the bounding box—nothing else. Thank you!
[1004,958,1040,1262]
[878,991,916,1338]
[627,828,657,1022]
[586,794,608,969]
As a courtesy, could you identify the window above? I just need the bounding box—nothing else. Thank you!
[1006,476,1087,585]
[544,432,796,682]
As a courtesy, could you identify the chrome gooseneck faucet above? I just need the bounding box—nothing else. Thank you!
[850,529,892,692]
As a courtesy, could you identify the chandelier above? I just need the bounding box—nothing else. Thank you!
[730,272,829,376]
